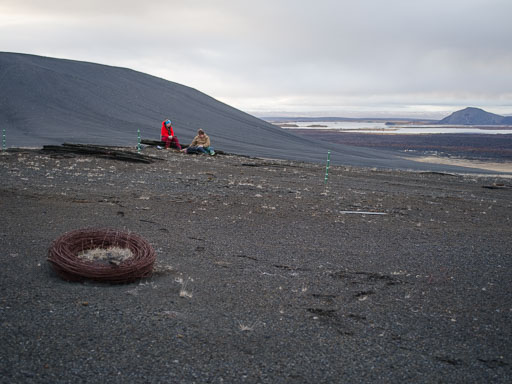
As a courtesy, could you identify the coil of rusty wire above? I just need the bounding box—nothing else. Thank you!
[48,228,156,283]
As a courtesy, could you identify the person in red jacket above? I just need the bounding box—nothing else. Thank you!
[161,119,182,150]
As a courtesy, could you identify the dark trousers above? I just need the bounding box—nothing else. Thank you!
[162,136,182,150]
[186,146,213,154]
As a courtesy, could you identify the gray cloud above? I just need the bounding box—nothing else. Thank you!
[1,0,511,117]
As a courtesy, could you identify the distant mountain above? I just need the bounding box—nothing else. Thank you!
[438,107,508,125]
[502,116,512,125]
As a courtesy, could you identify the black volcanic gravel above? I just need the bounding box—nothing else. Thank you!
[1,148,511,383]
[2,52,509,175]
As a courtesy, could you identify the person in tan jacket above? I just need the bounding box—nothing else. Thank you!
[183,129,215,155]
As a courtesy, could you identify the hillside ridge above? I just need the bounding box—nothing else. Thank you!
[0,52,505,173]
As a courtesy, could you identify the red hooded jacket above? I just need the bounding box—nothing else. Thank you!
[161,121,174,140]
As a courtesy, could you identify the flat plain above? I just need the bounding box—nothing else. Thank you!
[1,147,511,383]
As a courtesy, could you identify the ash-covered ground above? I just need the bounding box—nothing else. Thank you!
[1,148,511,383]
[289,129,512,162]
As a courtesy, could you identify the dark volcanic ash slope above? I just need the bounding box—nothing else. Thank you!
[0,52,503,173]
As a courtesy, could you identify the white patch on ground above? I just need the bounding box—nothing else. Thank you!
[412,156,512,176]
[77,246,133,265]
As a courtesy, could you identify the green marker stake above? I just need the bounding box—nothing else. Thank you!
[324,150,331,184]
[2,127,5,151]
[137,128,141,153]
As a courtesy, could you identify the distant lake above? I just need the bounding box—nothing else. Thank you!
[278,121,512,135]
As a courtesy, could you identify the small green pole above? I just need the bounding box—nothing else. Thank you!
[2,126,6,151]
[324,150,331,185]
[137,128,141,153]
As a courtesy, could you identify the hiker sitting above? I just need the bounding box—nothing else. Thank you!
[182,129,215,155]
[161,119,182,150]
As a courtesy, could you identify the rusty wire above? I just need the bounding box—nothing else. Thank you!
[48,228,156,283]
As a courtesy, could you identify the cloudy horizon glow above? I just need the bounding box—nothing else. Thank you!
[1,0,511,119]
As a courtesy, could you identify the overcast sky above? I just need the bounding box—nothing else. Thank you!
[1,0,511,118]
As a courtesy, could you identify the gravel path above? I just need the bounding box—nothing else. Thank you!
[1,148,511,383]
